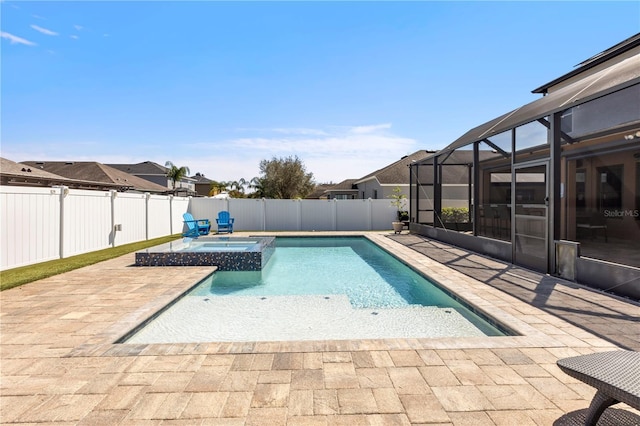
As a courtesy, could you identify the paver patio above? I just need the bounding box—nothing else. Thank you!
[1,232,639,425]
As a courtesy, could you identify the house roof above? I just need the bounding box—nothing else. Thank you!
[107,161,169,176]
[1,157,127,190]
[21,161,169,193]
[532,32,640,94]
[191,173,214,184]
[354,150,436,185]
[326,179,358,191]
[305,183,335,199]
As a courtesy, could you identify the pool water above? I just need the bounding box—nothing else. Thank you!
[193,237,464,309]
[124,237,509,343]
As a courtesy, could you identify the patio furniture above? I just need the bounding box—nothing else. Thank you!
[216,210,234,234]
[556,350,640,426]
[182,212,211,237]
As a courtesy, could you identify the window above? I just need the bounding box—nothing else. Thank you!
[597,165,623,214]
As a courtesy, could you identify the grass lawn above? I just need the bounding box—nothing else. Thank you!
[0,235,182,292]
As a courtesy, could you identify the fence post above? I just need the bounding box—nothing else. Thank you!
[145,192,150,240]
[110,190,118,247]
[169,195,174,235]
[368,198,373,230]
[58,186,69,259]
[332,198,337,231]
[262,198,266,231]
[296,199,301,231]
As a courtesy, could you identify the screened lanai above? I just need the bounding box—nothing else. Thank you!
[409,43,640,300]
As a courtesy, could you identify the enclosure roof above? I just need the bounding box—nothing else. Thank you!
[434,54,640,156]
[532,32,640,94]
[355,150,435,185]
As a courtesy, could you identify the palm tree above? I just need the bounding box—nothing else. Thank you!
[165,161,190,189]
[208,180,229,196]
[247,177,266,198]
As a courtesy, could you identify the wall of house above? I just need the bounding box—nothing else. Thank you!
[136,174,170,188]
[356,179,384,199]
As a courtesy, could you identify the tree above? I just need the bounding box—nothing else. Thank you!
[247,176,266,198]
[208,180,229,196]
[257,156,315,199]
[227,179,247,198]
[165,161,190,189]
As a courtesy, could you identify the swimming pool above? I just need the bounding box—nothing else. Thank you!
[124,237,511,343]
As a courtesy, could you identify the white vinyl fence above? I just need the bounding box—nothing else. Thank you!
[1,185,400,271]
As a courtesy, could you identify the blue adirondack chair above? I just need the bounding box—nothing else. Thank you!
[182,212,211,237]
[216,211,234,233]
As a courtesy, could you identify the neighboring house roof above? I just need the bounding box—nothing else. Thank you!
[322,179,359,197]
[1,157,129,190]
[21,161,168,193]
[305,183,335,199]
[355,150,436,186]
[108,161,196,187]
[107,161,169,176]
[327,179,358,191]
[532,32,640,94]
[191,173,213,184]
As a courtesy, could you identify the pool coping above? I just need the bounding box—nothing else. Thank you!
[66,232,619,358]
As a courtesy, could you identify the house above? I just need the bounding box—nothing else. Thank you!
[191,172,214,197]
[353,150,435,201]
[322,179,359,200]
[107,161,197,196]
[319,150,491,205]
[19,160,168,193]
[305,183,336,199]
[409,32,640,300]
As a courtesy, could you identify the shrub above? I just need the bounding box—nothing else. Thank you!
[441,207,469,223]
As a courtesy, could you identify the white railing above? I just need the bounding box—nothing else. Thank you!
[0,185,400,271]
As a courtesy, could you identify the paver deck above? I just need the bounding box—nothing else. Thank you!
[1,231,639,425]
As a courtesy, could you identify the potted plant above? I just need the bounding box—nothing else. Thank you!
[389,186,408,234]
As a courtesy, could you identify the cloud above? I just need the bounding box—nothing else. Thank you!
[74,25,83,31]
[271,128,329,136]
[31,25,58,36]
[1,31,37,46]
[350,123,392,134]
[70,35,78,40]
[195,123,418,182]
[32,14,46,20]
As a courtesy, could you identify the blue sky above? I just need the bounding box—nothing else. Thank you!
[2,1,639,184]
